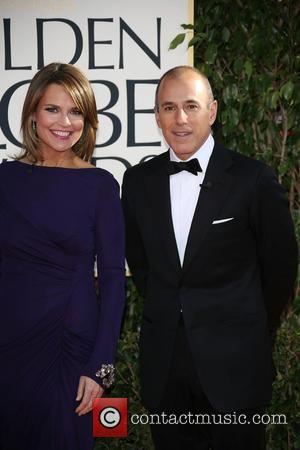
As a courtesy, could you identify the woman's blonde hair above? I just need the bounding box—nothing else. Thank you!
[20,62,98,162]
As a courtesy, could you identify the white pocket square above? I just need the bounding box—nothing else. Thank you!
[212,218,234,224]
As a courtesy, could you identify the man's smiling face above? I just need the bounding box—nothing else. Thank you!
[155,70,217,160]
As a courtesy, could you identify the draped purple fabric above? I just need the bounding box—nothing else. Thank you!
[0,160,125,450]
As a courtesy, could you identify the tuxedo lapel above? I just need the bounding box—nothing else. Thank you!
[182,145,234,272]
[144,152,181,274]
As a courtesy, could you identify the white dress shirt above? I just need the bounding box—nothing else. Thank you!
[169,134,214,266]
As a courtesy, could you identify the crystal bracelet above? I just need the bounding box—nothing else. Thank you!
[95,364,115,388]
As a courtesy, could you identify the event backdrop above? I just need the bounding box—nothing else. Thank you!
[0,0,193,184]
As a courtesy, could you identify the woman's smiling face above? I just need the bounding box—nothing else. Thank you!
[32,83,84,157]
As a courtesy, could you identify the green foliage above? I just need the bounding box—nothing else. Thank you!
[169,32,186,49]
[267,312,300,450]
[95,2,299,449]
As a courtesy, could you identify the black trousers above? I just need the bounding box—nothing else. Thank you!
[149,318,266,450]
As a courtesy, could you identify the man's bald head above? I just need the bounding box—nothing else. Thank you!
[155,66,214,110]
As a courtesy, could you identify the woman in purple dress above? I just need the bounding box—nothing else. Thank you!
[0,63,125,450]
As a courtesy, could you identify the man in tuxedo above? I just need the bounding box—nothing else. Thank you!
[122,66,298,449]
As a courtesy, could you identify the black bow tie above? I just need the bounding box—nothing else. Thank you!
[166,158,202,176]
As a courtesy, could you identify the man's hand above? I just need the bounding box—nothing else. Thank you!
[75,375,104,416]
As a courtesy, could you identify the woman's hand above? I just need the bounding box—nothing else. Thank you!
[75,375,104,416]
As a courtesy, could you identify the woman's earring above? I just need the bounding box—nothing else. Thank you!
[78,133,85,146]
[32,121,37,134]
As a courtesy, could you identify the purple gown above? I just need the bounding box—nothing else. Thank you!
[0,160,125,450]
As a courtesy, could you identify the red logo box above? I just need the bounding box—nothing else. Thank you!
[93,398,128,437]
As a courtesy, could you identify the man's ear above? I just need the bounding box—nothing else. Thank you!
[209,100,218,126]
[155,107,162,129]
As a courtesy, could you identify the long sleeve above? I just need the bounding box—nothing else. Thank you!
[250,165,298,330]
[122,169,149,296]
[82,174,125,385]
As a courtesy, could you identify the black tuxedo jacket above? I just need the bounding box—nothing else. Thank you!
[122,143,298,412]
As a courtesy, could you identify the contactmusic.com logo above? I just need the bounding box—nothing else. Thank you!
[93,398,128,437]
